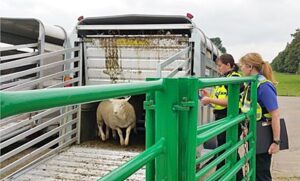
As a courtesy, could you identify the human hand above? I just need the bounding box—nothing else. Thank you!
[268,143,279,155]
[201,89,210,97]
[201,97,211,106]
[241,127,248,138]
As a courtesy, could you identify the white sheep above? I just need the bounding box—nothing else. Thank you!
[96,97,136,146]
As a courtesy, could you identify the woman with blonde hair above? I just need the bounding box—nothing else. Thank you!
[239,52,280,181]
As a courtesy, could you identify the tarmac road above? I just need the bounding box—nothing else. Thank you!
[272,96,300,180]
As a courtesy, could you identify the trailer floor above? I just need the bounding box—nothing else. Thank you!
[11,138,146,181]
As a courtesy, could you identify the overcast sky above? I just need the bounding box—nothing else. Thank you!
[1,0,299,62]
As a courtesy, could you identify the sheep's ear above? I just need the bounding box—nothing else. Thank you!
[124,96,131,102]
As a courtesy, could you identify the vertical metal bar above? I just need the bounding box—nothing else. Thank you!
[178,78,198,180]
[226,83,240,181]
[83,41,89,85]
[155,78,179,180]
[145,91,155,181]
[77,44,83,144]
[60,46,69,146]
[249,78,258,181]
[38,21,45,89]
[190,42,195,76]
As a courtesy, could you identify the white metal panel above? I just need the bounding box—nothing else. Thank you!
[87,68,187,81]
[86,47,187,59]
[0,46,82,178]
[87,58,186,70]
[84,35,189,85]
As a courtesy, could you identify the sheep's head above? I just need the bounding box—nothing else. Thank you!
[109,97,130,120]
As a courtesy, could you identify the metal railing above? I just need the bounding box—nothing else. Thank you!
[0,76,258,181]
[0,46,81,178]
[156,45,192,78]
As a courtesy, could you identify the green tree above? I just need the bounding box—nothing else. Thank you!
[272,49,287,72]
[272,29,300,73]
[210,37,227,53]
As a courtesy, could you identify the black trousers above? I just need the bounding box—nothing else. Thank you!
[256,153,272,181]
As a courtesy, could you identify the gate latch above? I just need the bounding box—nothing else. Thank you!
[144,100,156,110]
[173,97,196,111]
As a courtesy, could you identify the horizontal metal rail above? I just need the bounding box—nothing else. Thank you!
[197,112,253,145]
[0,57,79,83]
[198,76,257,88]
[0,57,38,71]
[157,46,191,77]
[195,133,254,180]
[220,149,255,180]
[0,129,77,175]
[0,43,38,52]
[0,114,30,127]
[46,77,80,88]
[1,47,79,69]
[196,142,232,165]
[166,59,189,78]
[0,52,38,62]
[0,118,78,163]
[6,136,77,180]
[0,108,78,148]
[1,47,79,74]
[0,79,164,119]
[0,77,36,90]
[4,68,80,91]
[99,138,165,181]
[205,162,231,181]
[0,107,61,137]
[0,125,32,142]
[197,117,226,134]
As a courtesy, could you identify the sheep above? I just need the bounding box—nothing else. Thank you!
[96,97,136,146]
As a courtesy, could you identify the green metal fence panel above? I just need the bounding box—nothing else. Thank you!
[0,79,163,119]
[144,78,157,181]
[155,78,179,180]
[225,83,241,181]
[248,78,258,180]
[196,75,257,181]
[178,78,198,181]
[0,76,258,181]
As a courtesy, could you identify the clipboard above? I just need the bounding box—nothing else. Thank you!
[256,118,289,154]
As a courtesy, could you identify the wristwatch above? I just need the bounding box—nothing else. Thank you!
[273,139,281,145]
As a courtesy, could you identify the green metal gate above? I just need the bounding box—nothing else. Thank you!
[0,76,258,181]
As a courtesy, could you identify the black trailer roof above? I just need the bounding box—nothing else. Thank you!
[78,14,193,25]
[0,17,66,46]
[0,18,40,45]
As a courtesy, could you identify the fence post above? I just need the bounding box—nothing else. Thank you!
[145,80,156,181]
[155,78,179,180]
[178,77,198,180]
[249,79,258,181]
[226,83,241,181]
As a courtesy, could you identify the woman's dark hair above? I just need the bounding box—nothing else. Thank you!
[216,54,239,72]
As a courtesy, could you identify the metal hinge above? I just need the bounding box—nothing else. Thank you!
[173,97,196,111]
[144,100,156,110]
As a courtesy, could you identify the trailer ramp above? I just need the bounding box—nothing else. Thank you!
[11,145,145,181]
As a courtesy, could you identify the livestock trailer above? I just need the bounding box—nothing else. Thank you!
[0,14,222,180]
[69,14,220,141]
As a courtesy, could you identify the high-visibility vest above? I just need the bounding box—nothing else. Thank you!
[211,71,241,110]
[240,75,272,121]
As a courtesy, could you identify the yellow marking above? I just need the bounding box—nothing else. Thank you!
[116,38,149,46]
